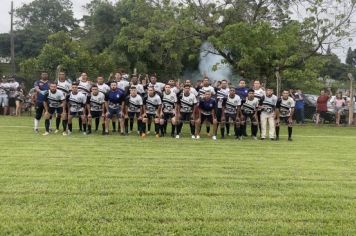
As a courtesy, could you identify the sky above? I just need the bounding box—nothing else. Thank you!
[0,0,355,63]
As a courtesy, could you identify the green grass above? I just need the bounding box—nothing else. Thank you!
[0,116,356,235]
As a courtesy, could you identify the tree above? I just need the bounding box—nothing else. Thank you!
[346,47,356,67]
[15,0,77,58]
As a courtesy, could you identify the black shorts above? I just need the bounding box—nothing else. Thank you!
[146,113,158,120]
[180,112,193,122]
[224,113,237,122]
[48,107,63,115]
[279,116,292,126]
[201,114,213,124]
[163,113,175,121]
[128,112,140,119]
[242,113,257,124]
[70,111,84,117]
[91,111,102,118]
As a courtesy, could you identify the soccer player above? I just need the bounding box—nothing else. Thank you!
[276,90,295,141]
[96,75,110,131]
[161,84,178,137]
[33,72,50,133]
[215,80,229,138]
[260,88,278,140]
[235,79,249,136]
[86,85,106,134]
[43,82,66,136]
[148,75,165,95]
[130,74,145,96]
[77,72,92,131]
[104,81,126,135]
[198,77,216,99]
[196,91,218,140]
[253,80,266,136]
[125,86,144,135]
[222,87,242,139]
[55,71,71,133]
[176,84,198,139]
[240,89,259,140]
[66,82,87,134]
[184,79,198,97]
[142,86,162,138]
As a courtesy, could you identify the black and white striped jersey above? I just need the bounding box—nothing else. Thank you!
[87,93,105,112]
[144,94,162,114]
[57,80,71,96]
[254,88,265,101]
[198,86,215,99]
[78,81,92,96]
[162,91,177,114]
[97,83,110,96]
[149,82,165,93]
[277,97,295,117]
[261,95,278,113]
[223,94,241,114]
[126,94,143,113]
[67,92,87,112]
[45,90,65,108]
[216,88,229,108]
[178,93,197,113]
[241,98,259,115]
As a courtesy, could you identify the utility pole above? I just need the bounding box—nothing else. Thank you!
[348,73,354,125]
[10,1,16,75]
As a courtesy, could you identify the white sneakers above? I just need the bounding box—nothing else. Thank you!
[42,132,49,136]
[212,136,217,140]
[175,135,180,139]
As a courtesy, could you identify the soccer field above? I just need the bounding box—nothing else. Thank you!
[0,116,356,235]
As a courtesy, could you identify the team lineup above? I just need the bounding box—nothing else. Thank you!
[33,71,295,141]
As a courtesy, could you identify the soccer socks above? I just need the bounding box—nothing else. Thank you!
[45,119,50,132]
[177,123,183,135]
[68,123,73,132]
[79,118,82,131]
[154,123,160,135]
[62,120,67,131]
[34,119,39,130]
[130,118,134,131]
[95,118,100,131]
[276,126,280,138]
[124,118,129,133]
[55,117,61,130]
[148,123,151,132]
[137,120,143,134]
[206,126,210,134]
[171,124,176,136]
[190,123,195,135]
[226,123,230,135]
[252,125,258,137]
[112,121,116,131]
[220,127,225,138]
[83,123,87,132]
[288,127,292,138]
[88,124,92,133]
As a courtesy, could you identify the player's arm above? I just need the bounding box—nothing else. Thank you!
[86,96,91,118]
[104,95,109,116]
[43,92,49,117]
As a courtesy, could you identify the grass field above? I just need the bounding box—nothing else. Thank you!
[0,116,356,235]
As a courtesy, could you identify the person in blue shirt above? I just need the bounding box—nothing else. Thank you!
[104,81,126,135]
[33,72,50,133]
[196,91,218,140]
[235,79,249,101]
[294,88,305,124]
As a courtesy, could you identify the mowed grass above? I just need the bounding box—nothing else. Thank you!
[0,116,356,235]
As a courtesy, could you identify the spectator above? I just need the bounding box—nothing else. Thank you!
[294,89,305,124]
[333,92,346,126]
[316,89,330,124]
[0,77,9,115]
[15,87,26,116]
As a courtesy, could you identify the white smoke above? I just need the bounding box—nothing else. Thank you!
[198,42,232,82]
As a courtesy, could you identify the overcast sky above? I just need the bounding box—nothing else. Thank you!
[0,0,355,62]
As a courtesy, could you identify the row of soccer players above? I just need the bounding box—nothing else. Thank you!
[35,73,295,140]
